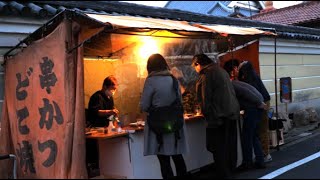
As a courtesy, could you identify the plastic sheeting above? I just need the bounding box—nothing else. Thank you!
[86,14,208,32]
[85,13,276,37]
[193,24,276,36]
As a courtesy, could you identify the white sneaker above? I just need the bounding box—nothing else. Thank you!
[264,154,272,163]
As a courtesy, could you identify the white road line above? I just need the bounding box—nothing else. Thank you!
[259,151,320,179]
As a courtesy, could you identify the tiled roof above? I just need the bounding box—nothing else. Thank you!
[0,1,151,17]
[250,1,320,25]
[1,1,320,41]
[165,1,261,17]
[165,1,225,15]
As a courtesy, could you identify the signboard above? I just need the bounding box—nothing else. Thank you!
[0,20,87,178]
[280,77,292,103]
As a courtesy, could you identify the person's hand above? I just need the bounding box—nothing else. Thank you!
[171,67,184,79]
[258,102,268,110]
[112,108,119,115]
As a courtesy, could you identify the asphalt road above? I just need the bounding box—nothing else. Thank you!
[275,157,320,179]
[190,129,320,179]
[235,131,320,179]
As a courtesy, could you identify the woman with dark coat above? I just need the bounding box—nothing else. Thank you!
[238,61,272,163]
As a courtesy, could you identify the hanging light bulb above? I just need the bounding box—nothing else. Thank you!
[136,36,160,77]
[138,36,159,59]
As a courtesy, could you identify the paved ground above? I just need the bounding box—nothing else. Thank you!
[234,126,320,179]
[189,122,320,179]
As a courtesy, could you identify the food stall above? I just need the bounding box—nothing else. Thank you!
[0,10,275,179]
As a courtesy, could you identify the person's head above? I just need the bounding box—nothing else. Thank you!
[238,60,257,82]
[147,53,170,75]
[223,59,240,80]
[102,75,118,97]
[191,54,213,73]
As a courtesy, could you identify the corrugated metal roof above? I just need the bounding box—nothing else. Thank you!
[1,1,320,41]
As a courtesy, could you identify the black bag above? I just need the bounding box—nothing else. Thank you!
[269,119,285,130]
[267,108,285,130]
[147,75,184,151]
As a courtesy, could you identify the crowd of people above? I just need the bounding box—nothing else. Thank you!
[87,53,272,179]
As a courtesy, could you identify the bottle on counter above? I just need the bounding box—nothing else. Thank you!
[108,120,114,132]
[195,104,201,116]
[108,115,119,132]
[117,121,122,133]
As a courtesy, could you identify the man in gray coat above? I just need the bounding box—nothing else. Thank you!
[192,54,240,179]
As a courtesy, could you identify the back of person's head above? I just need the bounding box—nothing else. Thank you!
[238,61,258,82]
[147,53,169,74]
[239,61,256,74]
[103,75,118,89]
[223,58,240,76]
[192,54,213,66]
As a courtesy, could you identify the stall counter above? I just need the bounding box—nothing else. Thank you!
[86,115,213,179]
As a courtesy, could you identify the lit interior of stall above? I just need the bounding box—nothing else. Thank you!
[83,31,217,125]
[81,12,275,125]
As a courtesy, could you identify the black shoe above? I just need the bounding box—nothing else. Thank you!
[254,162,266,169]
[237,163,253,172]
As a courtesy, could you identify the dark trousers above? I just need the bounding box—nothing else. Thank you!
[242,108,264,164]
[157,154,187,179]
[206,119,237,179]
[86,139,99,169]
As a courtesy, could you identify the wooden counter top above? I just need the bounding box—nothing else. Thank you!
[86,115,205,139]
[86,126,144,139]
[86,130,128,139]
[184,114,205,122]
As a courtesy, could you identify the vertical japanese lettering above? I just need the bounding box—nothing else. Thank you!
[39,57,57,94]
[15,73,29,100]
[16,141,36,174]
[38,140,57,167]
[38,98,64,130]
[16,107,30,135]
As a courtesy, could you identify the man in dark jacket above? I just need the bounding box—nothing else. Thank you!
[192,54,239,178]
[86,75,119,176]
[88,75,119,127]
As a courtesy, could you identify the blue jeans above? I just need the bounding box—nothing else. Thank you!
[242,108,264,164]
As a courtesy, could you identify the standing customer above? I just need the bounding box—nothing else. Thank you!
[224,59,268,170]
[140,53,188,179]
[192,54,239,179]
[238,61,272,163]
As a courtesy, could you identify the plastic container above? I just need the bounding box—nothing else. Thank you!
[117,121,122,132]
[108,121,115,132]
